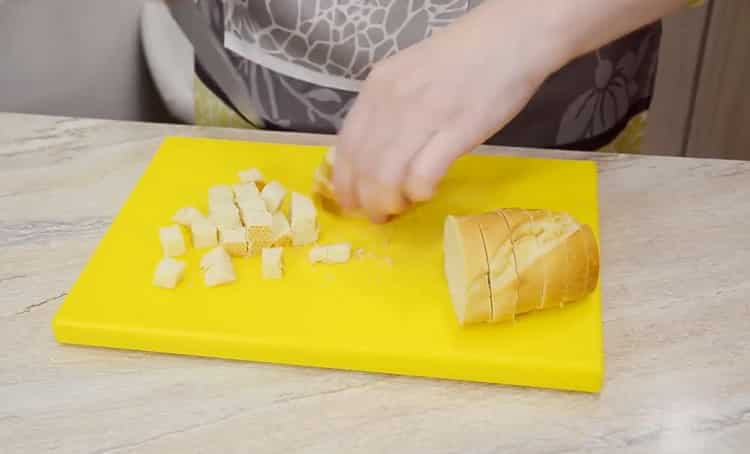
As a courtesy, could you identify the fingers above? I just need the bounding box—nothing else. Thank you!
[335,99,475,222]
[335,105,468,222]
[403,129,475,203]
[335,76,433,222]
[356,178,408,223]
[332,148,356,211]
[332,55,479,223]
[354,122,436,223]
[333,96,370,212]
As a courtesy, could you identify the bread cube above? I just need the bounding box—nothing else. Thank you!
[244,209,273,243]
[309,243,351,264]
[271,211,292,247]
[208,185,234,208]
[172,207,205,226]
[191,219,218,249]
[290,192,318,246]
[262,247,283,279]
[238,168,265,188]
[210,204,242,229]
[260,181,287,212]
[152,257,186,289]
[200,246,235,287]
[237,196,267,224]
[159,225,186,257]
[233,183,259,202]
[219,226,248,256]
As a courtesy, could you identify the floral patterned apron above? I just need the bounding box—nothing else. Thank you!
[192,0,663,153]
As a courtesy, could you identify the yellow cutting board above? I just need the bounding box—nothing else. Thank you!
[52,136,603,392]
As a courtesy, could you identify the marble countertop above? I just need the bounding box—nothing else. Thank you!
[1,113,749,453]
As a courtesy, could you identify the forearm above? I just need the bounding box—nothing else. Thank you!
[546,0,688,64]
[466,0,690,79]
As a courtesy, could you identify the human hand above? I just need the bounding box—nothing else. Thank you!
[332,1,562,223]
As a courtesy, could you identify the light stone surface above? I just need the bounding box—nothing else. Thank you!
[1,113,749,453]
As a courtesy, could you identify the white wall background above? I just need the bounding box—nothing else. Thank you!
[0,0,172,122]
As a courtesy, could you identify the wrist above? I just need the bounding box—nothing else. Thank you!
[469,0,579,83]
[528,0,687,66]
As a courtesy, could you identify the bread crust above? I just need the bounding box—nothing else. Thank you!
[443,209,599,325]
[471,212,517,323]
[502,209,549,315]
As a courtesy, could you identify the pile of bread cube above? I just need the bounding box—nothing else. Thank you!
[153,168,351,289]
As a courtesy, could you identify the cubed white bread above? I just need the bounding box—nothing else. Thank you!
[209,204,242,229]
[219,226,248,256]
[203,261,236,287]
[292,222,318,246]
[232,183,259,202]
[208,185,234,206]
[152,257,186,289]
[190,219,218,249]
[159,225,186,257]
[271,212,292,247]
[290,192,318,246]
[200,245,230,269]
[309,243,351,264]
[172,207,205,226]
[237,196,267,223]
[238,168,265,188]
[290,192,316,220]
[247,239,272,256]
[209,198,235,211]
[200,246,236,287]
[260,181,287,212]
[244,210,273,242]
[262,247,283,279]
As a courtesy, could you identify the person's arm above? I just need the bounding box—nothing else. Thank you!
[332,0,692,223]
[546,0,687,64]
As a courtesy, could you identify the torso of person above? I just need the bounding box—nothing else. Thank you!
[193,0,664,152]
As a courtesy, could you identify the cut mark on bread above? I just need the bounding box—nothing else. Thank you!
[539,211,559,310]
[443,215,492,325]
[538,211,579,308]
[476,212,516,323]
[477,223,494,322]
[525,210,549,310]
[537,211,580,309]
[497,209,519,322]
[499,208,545,316]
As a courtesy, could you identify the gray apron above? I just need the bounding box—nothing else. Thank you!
[194,0,661,151]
